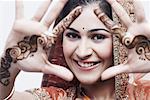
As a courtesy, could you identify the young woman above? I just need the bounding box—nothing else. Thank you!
[0,0,150,99]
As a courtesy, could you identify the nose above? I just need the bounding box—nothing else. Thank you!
[75,39,92,60]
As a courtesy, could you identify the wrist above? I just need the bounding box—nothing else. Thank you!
[0,50,20,86]
[0,51,20,100]
[3,86,15,100]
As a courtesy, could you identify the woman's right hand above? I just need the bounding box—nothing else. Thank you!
[3,0,82,84]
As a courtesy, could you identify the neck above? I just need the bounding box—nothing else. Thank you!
[80,78,115,99]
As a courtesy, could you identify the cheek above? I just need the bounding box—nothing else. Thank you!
[96,39,113,59]
[63,38,78,70]
[62,37,77,60]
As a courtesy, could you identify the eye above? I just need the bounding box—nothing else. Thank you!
[91,34,106,41]
[65,32,80,40]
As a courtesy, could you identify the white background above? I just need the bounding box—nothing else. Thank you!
[0,0,150,92]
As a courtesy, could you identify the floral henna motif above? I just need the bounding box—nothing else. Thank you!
[0,35,49,86]
[123,35,150,61]
[10,35,40,62]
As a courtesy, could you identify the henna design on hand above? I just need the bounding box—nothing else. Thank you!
[94,8,124,38]
[0,6,82,86]
[94,8,150,61]
[123,35,150,61]
[0,35,48,86]
[0,49,12,86]
[10,35,42,62]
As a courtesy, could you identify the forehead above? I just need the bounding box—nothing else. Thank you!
[69,3,107,30]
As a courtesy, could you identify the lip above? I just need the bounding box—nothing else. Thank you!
[73,60,101,71]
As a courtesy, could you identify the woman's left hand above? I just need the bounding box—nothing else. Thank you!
[94,0,150,80]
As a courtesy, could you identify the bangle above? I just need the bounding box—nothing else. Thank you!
[4,87,15,100]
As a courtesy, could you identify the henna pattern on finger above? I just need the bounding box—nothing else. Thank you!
[52,8,82,35]
[94,8,126,44]
[45,7,82,48]
[94,8,125,39]
[94,8,115,29]
[123,35,150,61]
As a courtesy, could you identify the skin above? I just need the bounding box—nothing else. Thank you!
[0,0,80,99]
[63,3,115,99]
[99,0,150,80]
[63,3,113,85]
[1,0,150,99]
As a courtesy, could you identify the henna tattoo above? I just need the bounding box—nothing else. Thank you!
[94,8,150,61]
[8,35,40,62]
[123,35,150,61]
[0,35,49,86]
[0,7,82,86]
[94,8,124,38]
[49,7,82,47]
[94,8,115,29]
[0,49,12,86]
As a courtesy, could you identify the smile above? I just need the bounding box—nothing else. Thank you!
[74,60,101,71]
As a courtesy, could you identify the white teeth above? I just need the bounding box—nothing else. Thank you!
[77,62,94,67]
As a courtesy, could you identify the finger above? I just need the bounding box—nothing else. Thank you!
[133,73,147,81]
[52,6,82,36]
[94,8,116,29]
[122,32,136,48]
[133,0,146,23]
[32,0,52,21]
[45,6,82,47]
[43,62,74,81]
[101,64,129,80]
[15,0,24,19]
[42,0,68,27]
[106,0,133,26]
[122,33,149,49]
[14,20,47,35]
[94,8,124,38]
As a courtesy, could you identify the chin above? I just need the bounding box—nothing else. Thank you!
[78,76,100,85]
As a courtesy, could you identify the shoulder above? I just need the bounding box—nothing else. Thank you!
[25,86,76,100]
[127,74,150,99]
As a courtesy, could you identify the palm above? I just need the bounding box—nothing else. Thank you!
[94,0,150,80]
[4,0,82,81]
[123,22,150,72]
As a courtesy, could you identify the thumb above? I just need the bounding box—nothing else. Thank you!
[42,61,74,82]
[101,64,129,80]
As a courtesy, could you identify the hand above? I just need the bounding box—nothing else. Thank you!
[2,0,82,86]
[94,0,150,80]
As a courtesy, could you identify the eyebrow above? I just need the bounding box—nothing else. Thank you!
[88,28,110,33]
[67,27,110,33]
[67,28,79,33]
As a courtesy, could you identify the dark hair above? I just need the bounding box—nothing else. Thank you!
[54,0,112,26]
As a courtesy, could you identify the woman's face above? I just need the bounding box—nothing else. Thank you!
[63,4,113,84]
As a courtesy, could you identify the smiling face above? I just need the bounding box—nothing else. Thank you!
[63,4,113,84]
